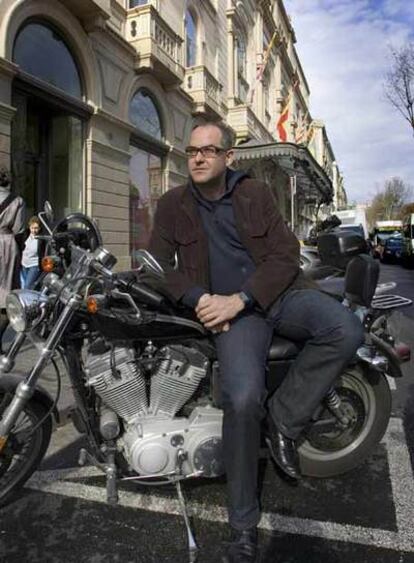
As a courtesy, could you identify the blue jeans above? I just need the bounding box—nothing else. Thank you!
[214,289,364,530]
[20,266,40,289]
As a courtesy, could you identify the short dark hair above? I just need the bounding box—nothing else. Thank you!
[191,120,235,150]
[0,167,11,187]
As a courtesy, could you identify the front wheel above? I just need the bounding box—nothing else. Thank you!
[0,392,52,506]
[298,366,391,478]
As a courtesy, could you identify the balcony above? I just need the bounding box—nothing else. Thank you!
[227,104,274,143]
[183,66,223,118]
[126,5,184,86]
[60,0,110,28]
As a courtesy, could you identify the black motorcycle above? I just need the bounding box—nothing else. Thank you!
[0,205,410,561]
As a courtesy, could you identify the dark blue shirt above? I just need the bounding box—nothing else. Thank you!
[182,169,256,308]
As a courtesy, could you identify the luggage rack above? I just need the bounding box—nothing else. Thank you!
[371,294,413,310]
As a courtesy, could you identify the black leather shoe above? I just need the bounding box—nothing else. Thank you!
[266,420,301,480]
[221,526,258,563]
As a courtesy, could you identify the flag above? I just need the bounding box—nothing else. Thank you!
[277,101,289,141]
[277,80,299,142]
[249,31,279,104]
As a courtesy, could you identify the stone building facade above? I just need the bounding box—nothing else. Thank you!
[0,0,344,267]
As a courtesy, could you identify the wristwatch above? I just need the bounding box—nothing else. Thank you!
[238,291,252,308]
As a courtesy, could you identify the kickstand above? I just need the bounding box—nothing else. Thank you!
[174,479,198,563]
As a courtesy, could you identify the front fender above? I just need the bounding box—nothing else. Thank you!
[0,374,59,424]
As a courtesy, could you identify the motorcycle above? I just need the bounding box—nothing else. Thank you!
[0,204,411,562]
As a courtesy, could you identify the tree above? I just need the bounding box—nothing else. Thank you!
[366,177,412,227]
[384,42,414,136]
[399,202,414,220]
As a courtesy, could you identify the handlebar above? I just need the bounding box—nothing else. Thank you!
[117,276,165,308]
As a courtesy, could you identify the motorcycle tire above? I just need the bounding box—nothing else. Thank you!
[0,393,52,506]
[298,365,391,478]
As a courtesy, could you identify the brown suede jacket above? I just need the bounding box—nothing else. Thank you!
[147,176,313,310]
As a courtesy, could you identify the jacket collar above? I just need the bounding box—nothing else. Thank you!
[180,169,250,221]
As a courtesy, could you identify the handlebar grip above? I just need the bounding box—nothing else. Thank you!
[128,281,165,307]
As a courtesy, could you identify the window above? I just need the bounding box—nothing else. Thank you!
[128,90,165,265]
[129,90,162,140]
[185,10,197,67]
[129,147,162,264]
[264,79,270,117]
[12,22,85,219]
[13,22,82,99]
[129,0,148,7]
[235,32,248,103]
[236,35,246,79]
[263,27,271,52]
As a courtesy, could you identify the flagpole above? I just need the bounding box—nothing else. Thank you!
[249,31,278,105]
[290,175,296,231]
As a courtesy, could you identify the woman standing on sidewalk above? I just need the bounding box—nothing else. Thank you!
[0,167,25,354]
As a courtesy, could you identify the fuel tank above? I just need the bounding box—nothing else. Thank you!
[90,305,206,343]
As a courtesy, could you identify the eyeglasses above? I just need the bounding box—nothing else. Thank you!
[184,145,228,159]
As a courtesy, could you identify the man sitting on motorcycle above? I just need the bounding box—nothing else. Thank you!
[148,120,364,563]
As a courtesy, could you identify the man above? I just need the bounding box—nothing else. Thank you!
[148,121,364,563]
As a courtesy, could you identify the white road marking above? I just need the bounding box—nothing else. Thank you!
[386,417,414,551]
[26,417,414,552]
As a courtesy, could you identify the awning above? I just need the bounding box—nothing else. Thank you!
[233,141,333,204]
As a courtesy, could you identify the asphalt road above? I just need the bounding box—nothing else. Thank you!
[1,261,414,563]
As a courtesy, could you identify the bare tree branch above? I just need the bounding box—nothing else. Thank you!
[384,43,414,135]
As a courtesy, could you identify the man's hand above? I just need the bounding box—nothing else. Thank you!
[196,294,230,332]
[195,293,245,329]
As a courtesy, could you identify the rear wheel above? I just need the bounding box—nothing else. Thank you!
[0,392,52,506]
[298,366,391,477]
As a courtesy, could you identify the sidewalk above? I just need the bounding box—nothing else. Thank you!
[2,327,75,426]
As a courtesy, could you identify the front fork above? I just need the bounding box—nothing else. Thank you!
[0,298,80,448]
[0,332,26,375]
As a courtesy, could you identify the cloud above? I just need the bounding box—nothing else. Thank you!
[284,0,414,203]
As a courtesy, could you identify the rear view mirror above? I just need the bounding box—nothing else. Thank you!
[44,201,54,223]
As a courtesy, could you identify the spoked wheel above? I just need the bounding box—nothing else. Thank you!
[0,392,52,506]
[298,366,391,477]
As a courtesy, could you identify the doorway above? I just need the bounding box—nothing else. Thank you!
[12,90,83,219]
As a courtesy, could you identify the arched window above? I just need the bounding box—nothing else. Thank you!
[185,10,197,67]
[13,22,82,99]
[128,89,165,265]
[129,89,162,140]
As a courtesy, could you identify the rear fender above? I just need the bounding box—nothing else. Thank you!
[0,374,59,424]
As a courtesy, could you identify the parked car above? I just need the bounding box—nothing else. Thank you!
[381,234,403,263]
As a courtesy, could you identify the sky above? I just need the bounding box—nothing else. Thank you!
[283,0,414,204]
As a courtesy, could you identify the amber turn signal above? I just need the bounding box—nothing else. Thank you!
[86,295,106,314]
[41,256,57,273]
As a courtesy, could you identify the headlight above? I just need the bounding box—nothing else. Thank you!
[5,290,49,333]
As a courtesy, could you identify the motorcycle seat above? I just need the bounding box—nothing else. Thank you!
[268,335,302,360]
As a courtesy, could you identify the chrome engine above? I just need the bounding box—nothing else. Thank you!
[85,342,224,478]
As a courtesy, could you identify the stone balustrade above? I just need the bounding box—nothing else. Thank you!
[183,65,223,118]
[126,4,184,85]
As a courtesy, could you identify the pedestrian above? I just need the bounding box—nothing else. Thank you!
[0,166,25,354]
[148,120,364,563]
[18,216,45,289]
